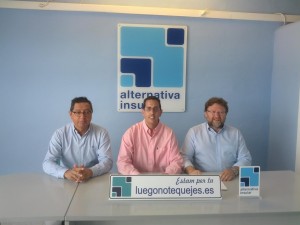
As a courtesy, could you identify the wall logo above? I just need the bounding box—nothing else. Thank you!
[118,24,187,112]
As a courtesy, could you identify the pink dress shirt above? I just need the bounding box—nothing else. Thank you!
[117,120,183,175]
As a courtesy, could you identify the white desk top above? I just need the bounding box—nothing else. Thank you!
[65,170,300,221]
[0,173,78,222]
[2,171,299,224]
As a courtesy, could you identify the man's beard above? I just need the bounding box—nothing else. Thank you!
[208,120,224,130]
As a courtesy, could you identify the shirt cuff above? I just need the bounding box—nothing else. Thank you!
[58,168,68,179]
[90,166,99,177]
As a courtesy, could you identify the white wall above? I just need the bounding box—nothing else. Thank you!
[268,21,300,171]
[297,89,300,173]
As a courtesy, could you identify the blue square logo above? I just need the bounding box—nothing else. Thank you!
[118,24,187,112]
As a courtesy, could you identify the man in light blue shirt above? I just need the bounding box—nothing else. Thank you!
[181,97,251,181]
[43,97,113,182]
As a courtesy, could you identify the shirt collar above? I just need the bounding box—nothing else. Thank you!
[72,123,91,137]
[142,120,161,137]
[206,122,225,134]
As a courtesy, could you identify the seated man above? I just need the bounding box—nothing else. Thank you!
[181,97,252,181]
[117,96,183,175]
[43,96,113,182]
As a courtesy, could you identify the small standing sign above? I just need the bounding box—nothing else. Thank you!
[239,166,261,198]
[109,175,222,200]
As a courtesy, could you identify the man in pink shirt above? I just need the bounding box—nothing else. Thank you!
[117,96,183,175]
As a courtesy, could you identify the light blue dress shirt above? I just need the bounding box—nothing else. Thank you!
[43,123,113,178]
[181,123,252,172]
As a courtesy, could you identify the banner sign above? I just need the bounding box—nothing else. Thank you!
[117,24,187,112]
[109,175,222,200]
[239,166,261,198]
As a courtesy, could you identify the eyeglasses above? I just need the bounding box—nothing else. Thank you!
[206,110,226,116]
[144,107,160,113]
[72,110,92,117]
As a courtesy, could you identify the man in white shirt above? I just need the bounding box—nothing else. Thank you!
[181,97,252,181]
[43,96,113,182]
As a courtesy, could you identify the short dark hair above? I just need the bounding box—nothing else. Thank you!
[204,97,228,113]
[142,96,162,110]
[70,97,93,112]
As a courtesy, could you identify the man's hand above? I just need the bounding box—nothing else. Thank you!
[64,164,93,183]
[220,167,238,181]
[185,166,202,175]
